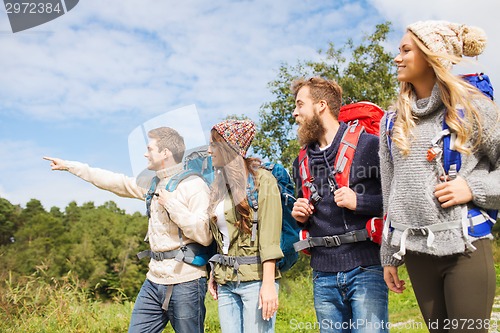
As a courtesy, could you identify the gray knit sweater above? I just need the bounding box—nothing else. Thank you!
[379,85,500,267]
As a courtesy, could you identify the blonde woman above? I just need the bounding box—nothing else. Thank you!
[207,119,283,333]
[380,21,499,332]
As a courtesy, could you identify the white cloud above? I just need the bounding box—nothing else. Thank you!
[370,0,500,87]
[1,0,498,214]
[1,0,385,125]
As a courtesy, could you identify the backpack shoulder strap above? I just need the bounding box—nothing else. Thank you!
[165,169,202,192]
[164,169,205,251]
[334,124,364,188]
[246,172,259,210]
[145,176,160,218]
[298,147,311,200]
[441,110,463,178]
[245,171,259,241]
[385,111,396,158]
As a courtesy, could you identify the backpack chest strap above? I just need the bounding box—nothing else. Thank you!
[137,249,177,261]
[209,253,261,285]
[293,229,368,252]
[389,220,462,260]
[137,243,204,262]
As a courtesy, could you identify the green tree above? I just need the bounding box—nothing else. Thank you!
[65,201,147,299]
[0,198,148,300]
[253,22,398,170]
[64,201,81,225]
[0,198,21,245]
[6,206,66,277]
[20,199,46,222]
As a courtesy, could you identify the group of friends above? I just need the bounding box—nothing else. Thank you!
[44,20,499,333]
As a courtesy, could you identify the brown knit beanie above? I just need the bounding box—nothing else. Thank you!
[407,20,487,69]
[212,119,256,157]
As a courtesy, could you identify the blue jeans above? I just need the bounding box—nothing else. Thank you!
[128,277,207,333]
[313,266,388,333]
[217,280,279,333]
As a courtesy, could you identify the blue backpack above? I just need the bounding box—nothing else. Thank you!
[386,73,497,238]
[138,148,216,266]
[462,73,494,101]
[246,162,300,272]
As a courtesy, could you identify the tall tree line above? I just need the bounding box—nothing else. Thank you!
[0,198,148,299]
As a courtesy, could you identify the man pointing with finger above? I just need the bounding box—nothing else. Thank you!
[44,126,211,333]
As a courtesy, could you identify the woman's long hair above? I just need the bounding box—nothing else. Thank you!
[392,32,493,156]
[208,129,261,234]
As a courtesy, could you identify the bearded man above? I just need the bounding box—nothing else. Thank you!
[290,77,388,333]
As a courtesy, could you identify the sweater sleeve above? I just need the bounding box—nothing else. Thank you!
[257,170,284,262]
[463,99,500,210]
[162,176,213,246]
[66,161,146,200]
[378,113,403,267]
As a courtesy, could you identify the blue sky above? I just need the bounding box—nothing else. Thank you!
[1,0,498,214]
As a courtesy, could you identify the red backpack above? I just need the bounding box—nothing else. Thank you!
[338,101,384,135]
[298,101,384,198]
[295,102,385,253]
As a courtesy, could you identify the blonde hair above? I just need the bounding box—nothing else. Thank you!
[208,130,261,235]
[392,32,490,156]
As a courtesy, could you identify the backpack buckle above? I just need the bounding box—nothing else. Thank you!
[221,256,235,267]
[305,181,322,206]
[153,252,164,261]
[426,146,442,162]
[324,235,341,247]
[448,164,458,180]
[309,191,322,206]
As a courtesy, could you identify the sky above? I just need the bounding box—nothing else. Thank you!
[1,0,498,214]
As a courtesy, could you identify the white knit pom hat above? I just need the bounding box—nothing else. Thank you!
[407,20,487,68]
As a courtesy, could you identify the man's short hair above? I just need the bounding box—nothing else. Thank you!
[148,127,186,163]
[291,77,343,118]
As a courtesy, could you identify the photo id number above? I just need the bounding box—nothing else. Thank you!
[5,2,62,14]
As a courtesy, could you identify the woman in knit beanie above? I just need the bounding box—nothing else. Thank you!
[206,119,284,333]
[380,21,499,332]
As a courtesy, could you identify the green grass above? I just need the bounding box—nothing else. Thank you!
[0,271,128,333]
[0,268,423,333]
[1,253,499,333]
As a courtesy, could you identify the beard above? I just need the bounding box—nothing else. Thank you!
[297,112,325,146]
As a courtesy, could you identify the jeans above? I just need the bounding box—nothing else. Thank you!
[128,277,207,333]
[313,266,388,333]
[217,280,279,333]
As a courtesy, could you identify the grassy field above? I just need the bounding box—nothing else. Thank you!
[1,257,499,332]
